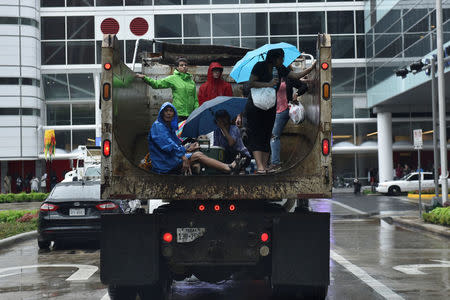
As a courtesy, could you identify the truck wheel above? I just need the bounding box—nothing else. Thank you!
[388,186,400,195]
[38,240,50,249]
[137,279,172,300]
[108,285,137,300]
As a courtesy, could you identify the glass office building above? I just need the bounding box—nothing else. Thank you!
[5,0,447,189]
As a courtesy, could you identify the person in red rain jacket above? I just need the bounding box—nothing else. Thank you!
[198,62,233,106]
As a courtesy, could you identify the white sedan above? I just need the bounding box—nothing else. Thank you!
[376,172,435,195]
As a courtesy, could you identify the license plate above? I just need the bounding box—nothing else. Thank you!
[176,228,206,243]
[69,208,85,216]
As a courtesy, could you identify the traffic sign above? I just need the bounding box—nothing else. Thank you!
[414,129,423,149]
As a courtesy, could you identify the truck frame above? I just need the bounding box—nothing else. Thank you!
[100,34,332,300]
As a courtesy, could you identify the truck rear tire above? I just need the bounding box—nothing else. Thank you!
[137,278,172,300]
[107,285,137,300]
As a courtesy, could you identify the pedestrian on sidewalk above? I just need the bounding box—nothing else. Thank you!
[40,173,47,193]
[31,176,39,193]
[3,175,11,194]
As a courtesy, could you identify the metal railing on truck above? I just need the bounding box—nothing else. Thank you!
[100,34,332,201]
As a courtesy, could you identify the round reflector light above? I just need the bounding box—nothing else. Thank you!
[214,205,220,211]
[104,63,112,70]
[163,233,173,243]
[198,204,205,211]
[321,62,329,70]
[261,233,269,242]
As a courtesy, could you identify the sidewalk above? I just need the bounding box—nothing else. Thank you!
[389,216,450,238]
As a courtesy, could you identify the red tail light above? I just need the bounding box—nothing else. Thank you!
[322,139,330,156]
[103,139,111,157]
[104,63,112,70]
[96,202,118,210]
[163,232,173,243]
[321,62,329,70]
[229,204,236,211]
[214,205,220,211]
[198,204,205,211]
[40,203,58,211]
[261,233,269,242]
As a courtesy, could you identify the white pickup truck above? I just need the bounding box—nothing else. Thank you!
[376,172,435,195]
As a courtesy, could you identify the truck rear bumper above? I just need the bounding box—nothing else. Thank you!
[100,211,330,287]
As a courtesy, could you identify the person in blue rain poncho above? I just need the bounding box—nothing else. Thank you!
[148,102,240,175]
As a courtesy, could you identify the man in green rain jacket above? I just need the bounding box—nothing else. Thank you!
[136,57,198,121]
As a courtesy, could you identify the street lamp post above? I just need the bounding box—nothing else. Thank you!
[436,0,448,205]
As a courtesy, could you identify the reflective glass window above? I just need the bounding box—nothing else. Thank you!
[126,40,136,63]
[184,14,210,37]
[67,16,94,39]
[354,68,366,93]
[184,38,211,45]
[68,73,95,99]
[355,108,370,118]
[72,103,95,125]
[356,11,364,34]
[41,0,64,7]
[213,14,239,37]
[327,11,354,34]
[68,0,94,6]
[0,17,18,25]
[404,35,430,57]
[41,42,66,65]
[375,9,401,34]
[67,41,95,64]
[55,130,71,152]
[213,38,240,47]
[332,123,354,145]
[332,97,353,118]
[299,36,317,57]
[241,37,269,49]
[212,0,238,3]
[155,15,181,38]
[43,74,69,100]
[403,8,428,32]
[0,108,20,115]
[241,13,268,36]
[47,104,70,126]
[0,78,19,85]
[333,67,355,94]
[298,0,323,1]
[332,35,355,58]
[126,0,153,4]
[240,0,267,2]
[73,130,96,150]
[269,0,294,2]
[154,0,181,4]
[21,108,40,116]
[96,0,123,5]
[357,35,365,58]
[298,12,325,35]
[41,17,65,40]
[270,12,296,35]
[183,0,209,4]
[270,36,297,48]
[356,123,377,145]
[392,122,411,143]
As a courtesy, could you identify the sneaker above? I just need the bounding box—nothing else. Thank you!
[267,164,281,173]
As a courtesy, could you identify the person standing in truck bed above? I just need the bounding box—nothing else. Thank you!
[198,62,233,106]
[136,57,198,121]
[148,102,240,175]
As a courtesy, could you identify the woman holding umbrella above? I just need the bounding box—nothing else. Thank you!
[136,57,198,121]
[245,48,315,174]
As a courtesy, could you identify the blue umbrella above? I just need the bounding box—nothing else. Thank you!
[230,42,301,83]
[181,96,247,138]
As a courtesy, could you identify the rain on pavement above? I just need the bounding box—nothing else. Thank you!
[0,194,448,300]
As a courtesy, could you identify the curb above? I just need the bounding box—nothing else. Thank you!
[0,230,37,248]
[388,217,450,238]
[407,194,439,200]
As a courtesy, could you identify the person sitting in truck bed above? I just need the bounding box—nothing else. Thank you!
[214,110,251,173]
[137,57,198,121]
[148,102,240,175]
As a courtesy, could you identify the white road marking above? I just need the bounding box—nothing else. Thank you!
[330,250,404,300]
[321,199,367,215]
[0,264,98,281]
[393,260,450,275]
[0,272,21,279]
[101,291,110,300]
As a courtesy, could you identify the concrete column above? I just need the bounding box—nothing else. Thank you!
[377,112,393,183]
[94,72,101,145]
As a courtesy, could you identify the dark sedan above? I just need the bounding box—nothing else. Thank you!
[38,181,126,249]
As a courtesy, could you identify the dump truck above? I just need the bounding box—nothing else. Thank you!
[100,34,332,300]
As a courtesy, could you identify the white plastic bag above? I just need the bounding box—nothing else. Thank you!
[289,103,305,125]
[250,87,276,110]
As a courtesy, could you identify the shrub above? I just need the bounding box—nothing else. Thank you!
[0,210,38,223]
[0,192,48,203]
[423,207,450,226]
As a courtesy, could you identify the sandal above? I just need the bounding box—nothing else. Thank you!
[256,170,267,175]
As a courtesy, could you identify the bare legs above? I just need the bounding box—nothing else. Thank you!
[253,151,270,172]
[190,152,234,173]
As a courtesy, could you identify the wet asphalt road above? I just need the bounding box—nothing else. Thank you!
[0,194,449,300]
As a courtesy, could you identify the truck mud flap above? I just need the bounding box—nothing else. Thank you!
[101,214,159,286]
[272,212,330,287]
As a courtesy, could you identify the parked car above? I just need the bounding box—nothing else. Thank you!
[38,181,127,249]
[376,172,435,195]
